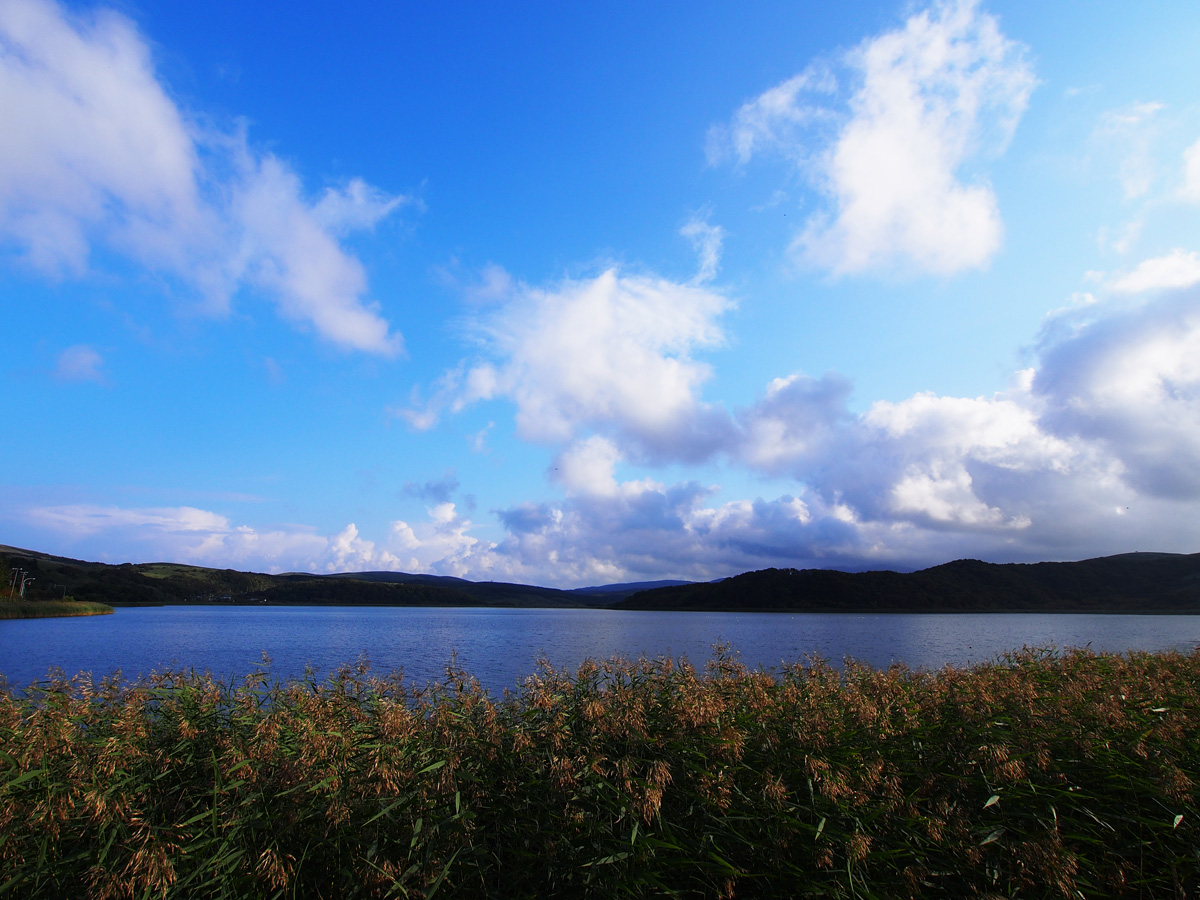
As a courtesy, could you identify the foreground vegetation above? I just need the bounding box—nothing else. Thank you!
[0,599,113,619]
[1,647,1197,899]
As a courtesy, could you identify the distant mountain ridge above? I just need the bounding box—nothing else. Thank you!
[615,552,1200,612]
[3,545,1198,612]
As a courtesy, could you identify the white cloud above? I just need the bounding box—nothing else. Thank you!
[854,388,1073,529]
[1034,288,1200,498]
[713,0,1034,276]
[733,370,1078,536]
[327,523,400,572]
[313,178,410,234]
[0,0,203,276]
[30,504,232,537]
[405,267,735,461]
[735,372,853,474]
[680,213,726,283]
[53,344,106,383]
[22,503,425,574]
[387,503,492,578]
[1110,249,1200,294]
[723,299,1200,554]
[708,68,838,167]
[232,155,404,355]
[1182,139,1200,202]
[491,481,835,585]
[553,436,623,497]
[0,0,407,355]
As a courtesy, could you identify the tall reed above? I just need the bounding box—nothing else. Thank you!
[1,646,1196,898]
[0,600,113,619]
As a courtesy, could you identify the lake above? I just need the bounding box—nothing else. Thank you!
[3,605,1199,694]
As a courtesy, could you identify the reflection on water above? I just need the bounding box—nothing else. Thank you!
[3,606,1199,694]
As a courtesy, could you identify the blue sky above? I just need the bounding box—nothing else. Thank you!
[3,0,1200,587]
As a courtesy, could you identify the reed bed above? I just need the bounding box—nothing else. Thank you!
[1,646,1197,899]
[0,600,113,619]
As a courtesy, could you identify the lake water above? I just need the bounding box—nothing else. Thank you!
[3,606,1199,694]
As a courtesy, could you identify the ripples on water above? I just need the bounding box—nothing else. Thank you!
[3,606,1199,694]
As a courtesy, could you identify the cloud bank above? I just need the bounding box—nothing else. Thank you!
[21,266,1200,588]
[0,0,407,354]
[388,261,1200,585]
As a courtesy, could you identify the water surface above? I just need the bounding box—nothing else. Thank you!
[3,606,1198,694]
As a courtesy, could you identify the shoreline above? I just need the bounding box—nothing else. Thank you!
[0,600,114,620]
[102,599,1200,614]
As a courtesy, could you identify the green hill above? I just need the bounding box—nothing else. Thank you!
[6,545,1200,612]
[0,546,603,608]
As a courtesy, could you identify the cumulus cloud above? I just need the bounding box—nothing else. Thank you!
[387,503,494,578]
[487,484,837,585]
[391,244,1200,582]
[79,252,1183,585]
[734,370,1075,532]
[53,344,106,383]
[735,372,854,474]
[327,523,401,572]
[850,385,1074,529]
[403,267,735,461]
[1110,249,1200,294]
[553,435,624,497]
[22,503,421,574]
[715,283,1200,563]
[1033,288,1200,498]
[0,0,407,354]
[712,0,1034,275]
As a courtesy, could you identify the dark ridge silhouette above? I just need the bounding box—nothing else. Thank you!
[0,545,658,608]
[5,544,1198,612]
[614,552,1200,612]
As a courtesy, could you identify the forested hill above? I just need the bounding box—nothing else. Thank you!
[6,544,1200,612]
[0,546,643,608]
[614,552,1200,613]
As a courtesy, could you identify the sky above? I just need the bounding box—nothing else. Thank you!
[2,0,1200,588]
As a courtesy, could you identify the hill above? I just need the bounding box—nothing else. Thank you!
[0,546,661,608]
[6,545,1199,612]
[614,552,1200,612]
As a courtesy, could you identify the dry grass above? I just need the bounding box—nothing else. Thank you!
[1,646,1197,898]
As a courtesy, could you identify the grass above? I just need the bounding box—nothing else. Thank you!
[0,599,114,619]
[0,646,1197,898]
